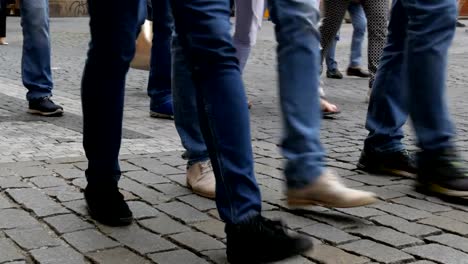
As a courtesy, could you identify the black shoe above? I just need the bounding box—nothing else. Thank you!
[326,69,343,79]
[28,97,64,116]
[226,215,313,264]
[456,21,466,28]
[357,149,417,177]
[84,183,133,226]
[347,67,371,78]
[416,148,468,198]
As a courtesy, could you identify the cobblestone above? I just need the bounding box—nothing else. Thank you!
[149,249,209,264]
[0,238,25,263]
[404,244,468,264]
[170,231,225,251]
[339,240,415,263]
[0,18,467,264]
[100,224,176,254]
[87,247,151,264]
[62,229,119,253]
[5,227,63,250]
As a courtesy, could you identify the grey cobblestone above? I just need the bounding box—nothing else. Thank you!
[300,223,359,245]
[156,201,211,224]
[418,216,468,236]
[87,247,151,264]
[100,224,176,254]
[30,176,68,188]
[371,215,441,237]
[192,219,226,239]
[44,214,93,234]
[304,244,368,264]
[170,231,225,251]
[391,197,452,213]
[425,234,468,254]
[404,244,468,264]
[127,201,160,219]
[7,188,69,217]
[30,246,85,264]
[5,227,62,250]
[339,239,415,264]
[139,214,190,235]
[63,229,119,253]
[0,238,25,263]
[348,225,423,248]
[177,194,217,211]
[370,202,432,221]
[149,249,209,264]
[0,209,40,229]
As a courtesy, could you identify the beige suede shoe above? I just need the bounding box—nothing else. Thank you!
[187,160,216,199]
[287,169,377,208]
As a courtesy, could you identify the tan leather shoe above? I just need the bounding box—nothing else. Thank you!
[0,38,8,45]
[287,169,377,208]
[187,160,216,199]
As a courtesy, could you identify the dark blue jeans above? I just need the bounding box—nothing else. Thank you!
[364,0,456,153]
[147,0,173,111]
[82,0,261,225]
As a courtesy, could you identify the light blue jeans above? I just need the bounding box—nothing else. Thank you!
[21,0,53,101]
[173,0,325,188]
[326,2,366,71]
[364,0,456,154]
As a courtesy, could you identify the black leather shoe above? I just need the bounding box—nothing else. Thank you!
[226,215,313,263]
[85,183,133,226]
[347,67,370,78]
[326,69,343,79]
[357,149,417,177]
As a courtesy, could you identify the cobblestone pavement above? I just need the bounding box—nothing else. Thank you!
[0,17,468,264]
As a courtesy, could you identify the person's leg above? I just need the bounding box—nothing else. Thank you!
[20,0,52,100]
[170,0,312,262]
[358,0,415,177]
[320,0,350,68]
[360,0,389,90]
[0,0,6,41]
[21,0,63,116]
[233,0,264,73]
[404,0,468,198]
[147,0,174,118]
[81,0,146,226]
[325,34,343,79]
[268,0,375,207]
[172,36,215,198]
[346,2,369,78]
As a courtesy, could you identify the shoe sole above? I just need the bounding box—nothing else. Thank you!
[28,109,64,117]
[227,239,313,264]
[150,112,174,120]
[357,162,416,178]
[87,207,133,227]
[287,196,378,208]
[416,183,468,197]
[187,181,215,199]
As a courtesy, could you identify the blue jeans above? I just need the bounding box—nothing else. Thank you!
[147,0,173,111]
[325,2,366,71]
[364,0,456,153]
[174,0,324,189]
[21,0,53,101]
[82,0,261,225]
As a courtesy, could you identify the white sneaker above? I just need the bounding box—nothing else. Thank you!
[287,169,377,208]
[187,160,216,199]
